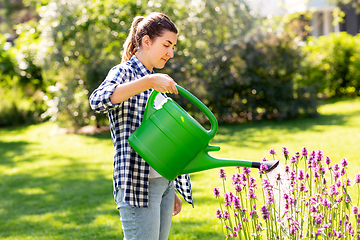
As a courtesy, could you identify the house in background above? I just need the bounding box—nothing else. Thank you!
[246,0,360,37]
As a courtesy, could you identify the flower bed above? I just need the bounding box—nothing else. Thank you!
[213,147,360,239]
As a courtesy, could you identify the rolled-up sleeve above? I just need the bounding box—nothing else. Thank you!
[89,66,127,114]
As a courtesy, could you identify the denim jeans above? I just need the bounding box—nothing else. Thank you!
[115,177,175,240]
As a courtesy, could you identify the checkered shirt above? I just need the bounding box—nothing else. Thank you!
[89,56,194,208]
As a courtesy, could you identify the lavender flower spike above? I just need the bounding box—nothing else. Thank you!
[219,168,226,179]
[260,163,268,173]
[282,146,289,155]
[301,146,308,156]
[260,205,270,220]
[213,187,220,197]
[269,148,276,155]
[355,173,360,184]
[341,158,349,168]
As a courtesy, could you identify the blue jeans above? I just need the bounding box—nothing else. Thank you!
[115,177,175,240]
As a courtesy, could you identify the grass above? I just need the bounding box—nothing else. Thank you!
[1,97,360,239]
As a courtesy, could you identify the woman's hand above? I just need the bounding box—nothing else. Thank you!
[173,193,182,216]
[150,74,178,94]
[109,73,177,105]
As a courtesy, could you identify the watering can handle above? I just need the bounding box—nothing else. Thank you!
[143,85,218,138]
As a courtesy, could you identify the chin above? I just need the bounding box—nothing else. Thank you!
[155,63,166,70]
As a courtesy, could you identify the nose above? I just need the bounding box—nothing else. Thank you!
[167,48,174,58]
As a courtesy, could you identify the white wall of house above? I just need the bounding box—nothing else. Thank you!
[245,0,339,37]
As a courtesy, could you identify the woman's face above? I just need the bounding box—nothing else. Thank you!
[144,30,177,71]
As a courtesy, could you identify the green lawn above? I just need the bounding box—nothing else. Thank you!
[1,97,360,239]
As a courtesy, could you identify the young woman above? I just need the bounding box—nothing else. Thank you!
[89,12,193,240]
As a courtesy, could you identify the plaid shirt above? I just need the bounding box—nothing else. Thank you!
[89,56,193,208]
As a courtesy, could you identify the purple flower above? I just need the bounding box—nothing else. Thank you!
[213,187,220,197]
[235,184,242,193]
[310,157,317,168]
[243,167,251,175]
[325,156,331,165]
[260,163,268,173]
[345,177,351,187]
[290,170,297,180]
[241,173,247,183]
[275,173,282,181]
[298,169,304,180]
[247,187,257,199]
[283,193,289,201]
[269,148,276,155]
[234,196,241,210]
[290,156,297,164]
[262,157,268,162]
[260,205,270,220]
[285,165,290,173]
[301,146,308,156]
[320,165,326,175]
[354,173,360,184]
[321,198,330,207]
[232,173,241,185]
[334,163,340,171]
[341,167,346,176]
[316,150,323,162]
[249,177,257,188]
[352,206,359,215]
[289,226,298,235]
[282,146,289,155]
[336,180,342,188]
[256,224,262,232]
[223,210,229,220]
[314,213,324,225]
[329,184,339,196]
[341,158,349,168]
[310,205,318,213]
[310,150,316,158]
[219,168,226,179]
[224,192,232,206]
[215,208,222,218]
[322,177,327,185]
[299,182,307,192]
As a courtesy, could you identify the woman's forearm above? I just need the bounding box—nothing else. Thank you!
[110,73,178,104]
[110,75,152,104]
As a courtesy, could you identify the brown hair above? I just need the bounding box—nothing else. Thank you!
[121,12,178,63]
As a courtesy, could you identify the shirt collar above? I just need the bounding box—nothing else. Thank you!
[130,55,153,77]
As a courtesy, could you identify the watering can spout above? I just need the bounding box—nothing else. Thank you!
[180,145,280,175]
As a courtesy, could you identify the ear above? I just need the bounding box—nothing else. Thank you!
[142,35,152,50]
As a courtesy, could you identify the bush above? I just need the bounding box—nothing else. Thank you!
[301,32,360,98]
[0,33,45,126]
[164,9,318,123]
[8,0,319,127]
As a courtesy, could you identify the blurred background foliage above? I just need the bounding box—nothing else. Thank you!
[1,0,360,128]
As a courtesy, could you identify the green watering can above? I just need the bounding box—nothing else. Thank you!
[128,85,279,181]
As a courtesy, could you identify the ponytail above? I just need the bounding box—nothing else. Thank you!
[121,12,177,63]
[121,16,145,63]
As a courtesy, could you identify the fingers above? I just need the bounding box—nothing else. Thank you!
[154,74,178,94]
[173,194,182,216]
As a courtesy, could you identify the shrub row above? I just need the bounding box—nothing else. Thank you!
[1,0,360,127]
